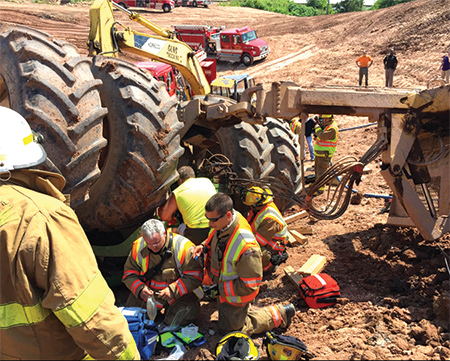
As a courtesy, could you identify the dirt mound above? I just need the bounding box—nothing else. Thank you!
[1,1,449,359]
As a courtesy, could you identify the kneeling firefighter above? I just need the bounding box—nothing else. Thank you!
[242,186,289,273]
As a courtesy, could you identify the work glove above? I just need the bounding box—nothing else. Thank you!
[202,284,219,301]
[270,251,289,266]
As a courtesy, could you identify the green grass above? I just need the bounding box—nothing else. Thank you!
[220,0,321,17]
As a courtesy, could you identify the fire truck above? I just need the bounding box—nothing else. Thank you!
[174,0,211,7]
[113,0,175,12]
[135,61,181,97]
[136,50,216,99]
[173,24,270,66]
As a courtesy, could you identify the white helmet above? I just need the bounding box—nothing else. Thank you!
[0,106,46,173]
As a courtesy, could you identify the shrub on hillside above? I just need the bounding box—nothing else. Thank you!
[224,0,319,17]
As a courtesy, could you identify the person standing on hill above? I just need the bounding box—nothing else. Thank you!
[356,50,373,87]
[159,165,217,245]
[383,48,398,87]
[439,50,450,83]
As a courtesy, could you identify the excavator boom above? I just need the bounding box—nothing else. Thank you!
[88,0,210,96]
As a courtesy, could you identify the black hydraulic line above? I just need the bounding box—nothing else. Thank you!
[338,122,377,132]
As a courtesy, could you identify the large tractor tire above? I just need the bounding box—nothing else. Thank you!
[76,56,184,232]
[0,24,107,208]
[201,122,274,212]
[265,117,303,212]
[214,122,274,180]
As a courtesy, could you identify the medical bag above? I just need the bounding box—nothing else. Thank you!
[299,273,340,308]
[119,307,159,359]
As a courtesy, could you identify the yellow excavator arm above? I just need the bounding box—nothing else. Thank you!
[88,0,210,96]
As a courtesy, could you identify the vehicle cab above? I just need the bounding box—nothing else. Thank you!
[135,61,181,97]
[210,74,255,101]
[217,27,270,66]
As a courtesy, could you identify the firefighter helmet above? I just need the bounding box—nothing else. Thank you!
[216,331,259,360]
[0,106,46,173]
[242,186,273,207]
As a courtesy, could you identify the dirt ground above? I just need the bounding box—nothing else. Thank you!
[1,0,449,359]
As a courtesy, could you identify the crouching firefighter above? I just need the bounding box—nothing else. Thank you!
[243,186,289,273]
[194,193,295,336]
[122,219,204,326]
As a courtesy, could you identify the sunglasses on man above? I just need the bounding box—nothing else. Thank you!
[205,211,229,222]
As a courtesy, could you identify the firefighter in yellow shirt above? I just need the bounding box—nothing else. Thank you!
[0,106,138,360]
[159,165,217,245]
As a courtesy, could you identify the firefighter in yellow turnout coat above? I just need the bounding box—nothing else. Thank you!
[0,107,138,360]
[194,193,295,335]
[123,219,203,326]
[243,186,289,273]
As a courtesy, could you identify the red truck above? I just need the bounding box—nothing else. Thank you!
[136,51,216,99]
[174,0,211,7]
[113,0,175,12]
[173,24,270,66]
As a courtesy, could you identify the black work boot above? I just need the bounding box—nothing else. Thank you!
[283,303,296,327]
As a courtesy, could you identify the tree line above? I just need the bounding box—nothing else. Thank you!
[222,0,413,16]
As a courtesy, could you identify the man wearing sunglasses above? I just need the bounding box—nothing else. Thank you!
[194,193,295,335]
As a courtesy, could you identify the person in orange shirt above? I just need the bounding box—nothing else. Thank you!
[356,50,373,87]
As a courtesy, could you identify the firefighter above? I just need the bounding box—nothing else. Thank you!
[313,114,339,194]
[122,219,204,327]
[193,193,295,335]
[0,106,139,360]
[243,186,289,273]
[159,165,217,245]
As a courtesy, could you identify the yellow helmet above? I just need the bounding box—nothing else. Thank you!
[319,114,334,121]
[216,331,259,360]
[242,186,273,207]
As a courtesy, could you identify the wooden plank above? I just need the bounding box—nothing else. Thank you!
[298,254,326,276]
[286,231,299,247]
[290,225,313,235]
[289,230,307,246]
[283,210,308,223]
[284,265,303,290]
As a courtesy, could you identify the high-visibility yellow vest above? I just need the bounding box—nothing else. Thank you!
[206,213,261,306]
[247,202,288,252]
[314,121,338,157]
[290,119,301,135]
[131,234,203,302]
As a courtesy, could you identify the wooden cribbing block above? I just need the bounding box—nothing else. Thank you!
[291,225,313,235]
[284,210,308,224]
[284,265,303,290]
[287,230,307,247]
[298,254,326,276]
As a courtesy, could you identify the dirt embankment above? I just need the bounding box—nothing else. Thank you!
[1,0,449,360]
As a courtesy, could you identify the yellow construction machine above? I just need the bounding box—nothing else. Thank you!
[88,0,211,98]
[233,82,450,241]
[0,1,448,285]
